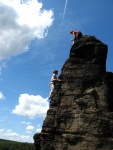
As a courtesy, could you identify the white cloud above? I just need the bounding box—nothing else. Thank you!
[0,129,4,133]
[0,0,54,61]
[1,129,32,142]
[12,94,49,118]
[26,125,34,130]
[36,128,41,133]
[26,130,32,134]
[0,92,5,100]
[22,121,31,125]
[35,124,41,133]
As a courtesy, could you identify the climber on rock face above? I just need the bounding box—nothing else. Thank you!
[49,70,61,99]
[70,30,82,45]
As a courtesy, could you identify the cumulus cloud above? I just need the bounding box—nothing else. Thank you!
[0,92,5,100]
[0,0,54,61]
[12,94,49,118]
[22,121,31,125]
[35,124,41,133]
[0,129,32,142]
[26,130,32,134]
[36,128,41,133]
[26,125,34,130]
[0,129,5,133]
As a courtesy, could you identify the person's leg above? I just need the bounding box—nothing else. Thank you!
[49,83,54,99]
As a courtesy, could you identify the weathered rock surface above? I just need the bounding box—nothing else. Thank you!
[34,35,113,150]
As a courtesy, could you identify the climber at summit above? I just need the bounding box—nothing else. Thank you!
[70,30,83,45]
[49,70,61,99]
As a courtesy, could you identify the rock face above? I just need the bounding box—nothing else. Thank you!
[33,35,113,150]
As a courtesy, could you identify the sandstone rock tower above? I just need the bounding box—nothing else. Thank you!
[34,35,113,150]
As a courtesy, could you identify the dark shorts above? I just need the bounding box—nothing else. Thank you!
[75,32,83,40]
[78,32,82,39]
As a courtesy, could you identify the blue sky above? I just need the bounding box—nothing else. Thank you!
[0,0,113,143]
